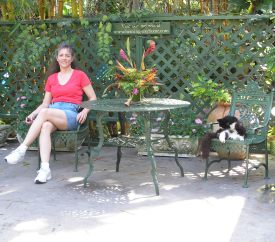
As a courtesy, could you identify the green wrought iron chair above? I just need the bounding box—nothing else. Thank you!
[204,81,274,187]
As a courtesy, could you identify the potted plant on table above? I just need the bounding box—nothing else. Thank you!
[103,38,161,106]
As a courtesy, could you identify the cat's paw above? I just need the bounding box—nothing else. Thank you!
[219,135,226,143]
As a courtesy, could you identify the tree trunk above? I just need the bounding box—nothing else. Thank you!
[186,0,191,15]
[129,0,140,12]
[71,0,78,18]
[6,0,15,21]
[132,0,140,10]
[222,0,228,12]
[58,0,63,18]
[200,0,210,14]
[167,1,172,13]
[212,0,219,14]
[39,0,46,20]
[79,0,84,18]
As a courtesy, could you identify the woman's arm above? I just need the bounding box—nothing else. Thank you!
[25,92,52,124]
[77,84,97,124]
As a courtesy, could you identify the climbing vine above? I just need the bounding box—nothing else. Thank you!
[96,15,113,64]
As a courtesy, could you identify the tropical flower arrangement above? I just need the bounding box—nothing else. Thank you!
[106,38,161,106]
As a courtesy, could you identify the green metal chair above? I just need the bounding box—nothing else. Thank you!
[204,81,274,187]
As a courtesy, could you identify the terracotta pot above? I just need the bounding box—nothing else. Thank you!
[207,102,231,123]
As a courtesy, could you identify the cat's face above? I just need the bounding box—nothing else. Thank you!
[229,122,237,130]
[217,116,238,129]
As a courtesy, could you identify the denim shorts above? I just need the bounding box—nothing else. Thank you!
[49,102,79,130]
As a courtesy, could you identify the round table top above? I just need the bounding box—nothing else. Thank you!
[81,98,190,112]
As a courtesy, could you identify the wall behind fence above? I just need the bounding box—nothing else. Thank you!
[0,15,274,118]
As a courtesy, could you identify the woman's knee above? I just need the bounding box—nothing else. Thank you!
[37,108,50,119]
[41,121,55,133]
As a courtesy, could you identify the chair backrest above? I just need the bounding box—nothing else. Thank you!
[229,81,274,140]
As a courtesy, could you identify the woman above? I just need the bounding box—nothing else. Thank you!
[5,42,97,184]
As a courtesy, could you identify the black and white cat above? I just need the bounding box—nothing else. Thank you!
[216,116,246,143]
[200,115,246,158]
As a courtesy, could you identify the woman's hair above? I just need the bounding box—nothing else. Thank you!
[45,42,80,78]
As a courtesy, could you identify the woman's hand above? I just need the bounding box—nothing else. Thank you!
[77,109,89,124]
[25,114,36,125]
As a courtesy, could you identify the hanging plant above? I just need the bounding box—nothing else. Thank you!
[96,15,113,63]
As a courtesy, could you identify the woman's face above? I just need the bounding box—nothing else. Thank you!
[56,48,74,69]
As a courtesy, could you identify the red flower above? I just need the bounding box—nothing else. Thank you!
[144,40,156,57]
[115,74,123,80]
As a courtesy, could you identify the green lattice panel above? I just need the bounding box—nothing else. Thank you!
[0,16,273,121]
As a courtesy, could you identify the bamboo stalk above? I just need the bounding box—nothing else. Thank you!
[213,0,219,14]
[6,0,15,21]
[79,0,84,18]
[0,3,8,20]
[58,0,63,18]
[72,0,78,18]
[200,0,204,13]
[48,0,56,19]
[39,0,46,20]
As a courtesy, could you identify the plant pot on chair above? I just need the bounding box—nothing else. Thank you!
[207,102,230,131]
[207,102,231,123]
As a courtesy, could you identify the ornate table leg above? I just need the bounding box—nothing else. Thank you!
[143,112,159,196]
[163,111,184,177]
[84,111,105,188]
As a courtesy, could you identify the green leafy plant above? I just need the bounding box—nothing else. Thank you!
[165,110,209,138]
[190,76,231,106]
[129,110,209,138]
[15,84,42,136]
[128,113,144,136]
[96,15,113,63]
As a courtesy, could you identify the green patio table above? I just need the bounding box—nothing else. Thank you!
[81,98,190,195]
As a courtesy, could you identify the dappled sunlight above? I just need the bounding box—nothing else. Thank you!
[162,184,180,191]
[185,172,203,179]
[170,172,181,177]
[209,170,228,177]
[128,190,160,203]
[0,189,17,196]
[91,195,246,242]
[5,189,248,242]
[67,176,83,183]
[14,219,48,231]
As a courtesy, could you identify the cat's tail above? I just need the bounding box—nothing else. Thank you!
[199,132,217,159]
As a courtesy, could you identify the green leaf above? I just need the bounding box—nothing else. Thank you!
[126,37,131,61]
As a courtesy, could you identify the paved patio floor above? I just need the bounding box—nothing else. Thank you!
[1,140,275,242]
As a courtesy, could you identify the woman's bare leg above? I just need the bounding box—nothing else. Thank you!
[23,108,68,147]
[39,121,57,164]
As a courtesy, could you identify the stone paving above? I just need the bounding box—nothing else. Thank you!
[1,140,275,242]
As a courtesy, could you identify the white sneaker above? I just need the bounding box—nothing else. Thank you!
[5,148,26,165]
[34,168,52,184]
